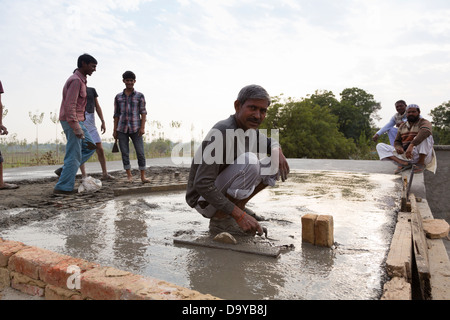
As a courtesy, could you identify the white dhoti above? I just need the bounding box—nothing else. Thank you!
[376,136,435,166]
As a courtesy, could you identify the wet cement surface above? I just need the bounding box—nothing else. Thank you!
[0,167,402,300]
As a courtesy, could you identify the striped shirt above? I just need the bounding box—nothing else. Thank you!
[394,118,432,150]
[114,89,147,134]
[58,70,87,134]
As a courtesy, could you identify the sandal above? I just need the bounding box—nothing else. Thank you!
[394,163,412,174]
[413,164,425,174]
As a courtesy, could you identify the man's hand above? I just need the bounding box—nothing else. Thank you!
[138,126,145,137]
[278,148,290,182]
[405,144,414,159]
[101,121,106,134]
[0,124,8,135]
[395,146,404,155]
[372,133,379,142]
[74,128,85,139]
[231,206,263,236]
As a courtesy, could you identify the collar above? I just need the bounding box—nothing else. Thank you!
[74,69,87,83]
[122,88,136,95]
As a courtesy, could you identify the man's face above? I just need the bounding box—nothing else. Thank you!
[123,78,136,90]
[234,98,268,130]
[407,108,420,122]
[395,102,406,115]
[81,62,97,76]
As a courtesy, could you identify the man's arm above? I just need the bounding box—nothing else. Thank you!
[94,98,106,134]
[277,147,289,182]
[0,94,6,135]
[138,94,147,136]
[64,80,84,138]
[405,119,432,159]
[373,115,396,141]
[139,114,146,136]
[113,96,119,140]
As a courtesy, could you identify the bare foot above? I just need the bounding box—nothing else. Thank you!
[141,178,150,184]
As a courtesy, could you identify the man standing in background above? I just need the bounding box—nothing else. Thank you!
[0,80,19,190]
[372,100,407,146]
[113,71,150,183]
[54,54,98,194]
[79,87,115,181]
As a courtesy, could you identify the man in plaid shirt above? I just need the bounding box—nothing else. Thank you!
[113,71,150,183]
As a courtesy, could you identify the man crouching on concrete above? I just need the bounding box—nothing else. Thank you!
[376,104,434,174]
[185,85,290,236]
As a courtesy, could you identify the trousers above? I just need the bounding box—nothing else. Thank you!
[376,136,434,165]
[55,121,96,191]
[195,152,277,218]
[117,130,146,170]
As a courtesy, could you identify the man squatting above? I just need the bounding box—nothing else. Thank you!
[186,84,290,236]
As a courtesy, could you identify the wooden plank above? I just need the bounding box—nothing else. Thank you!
[416,200,450,300]
[173,236,281,258]
[409,194,432,300]
[386,212,412,280]
[401,176,408,212]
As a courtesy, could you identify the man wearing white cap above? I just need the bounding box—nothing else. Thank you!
[376,104,434,174]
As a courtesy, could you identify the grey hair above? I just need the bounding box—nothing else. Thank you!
[237,84,271,106]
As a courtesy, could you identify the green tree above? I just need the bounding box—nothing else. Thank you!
[331,87,381,142]
[430,102,450,145]
[261,96,355,159]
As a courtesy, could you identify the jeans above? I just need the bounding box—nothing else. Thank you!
[117,131,146,170]
[55,121,96,191]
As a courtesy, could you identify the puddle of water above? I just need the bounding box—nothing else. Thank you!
[0,170,401,300]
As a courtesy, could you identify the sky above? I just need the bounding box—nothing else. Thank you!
[1,0,450,144]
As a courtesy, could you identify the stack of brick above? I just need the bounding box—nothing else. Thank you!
[0,237,218,300]
[301,214,334,247]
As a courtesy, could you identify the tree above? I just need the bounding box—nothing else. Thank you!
[29,111,45,161]
[49,111,60,158]
[430,102,450,145]
[260,96,355,159]
[330,87,381,142]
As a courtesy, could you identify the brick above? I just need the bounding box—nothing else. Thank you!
[80,267,145,300]
[301,214,318,245]
[45,284,83,300]
[8,246,70,280]
[39,257,99,290]
[381,277,411,300]
[315,215,334,247]
[10,271,46,297]
[0,267,10,289]
[0,240,26,267]
[80,266,218,300]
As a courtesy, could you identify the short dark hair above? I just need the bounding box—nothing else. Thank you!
[77,54,97,68]
[395,100,407,106]
[122,71,136,80]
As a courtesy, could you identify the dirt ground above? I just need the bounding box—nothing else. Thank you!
[0,166,190,229]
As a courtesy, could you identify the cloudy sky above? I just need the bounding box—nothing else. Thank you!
[1,0,450,144]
